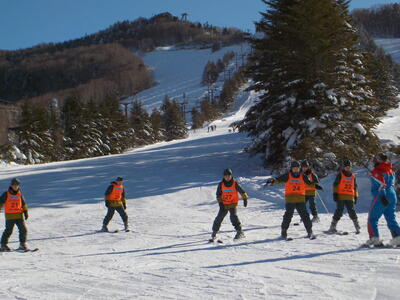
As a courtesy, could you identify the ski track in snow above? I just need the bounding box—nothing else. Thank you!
[1,46,400,299]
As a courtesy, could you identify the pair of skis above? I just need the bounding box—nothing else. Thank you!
[0,247,39,253]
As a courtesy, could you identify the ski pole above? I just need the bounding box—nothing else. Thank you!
[316,191,330,214]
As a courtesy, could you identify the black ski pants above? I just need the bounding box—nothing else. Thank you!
[212,204,241,233]
[282,202,312,233]
[333,200,357,221]
[103,206,128,226]
[1,219,27,246]
[306,196,318,216]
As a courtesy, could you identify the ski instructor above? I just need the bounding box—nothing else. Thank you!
[365,152,400,246]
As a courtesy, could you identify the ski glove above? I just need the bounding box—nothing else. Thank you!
[23,211,29,220]
[315,184,323,190]
[243,198,248,207]
[333,194,338,202]
[105,201,110,208]
[265,178,275,186]
[354,197,358,205]
[380,195,389,206]
[123,203,127,210]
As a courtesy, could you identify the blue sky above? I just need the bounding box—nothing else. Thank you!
[0,0,393,50]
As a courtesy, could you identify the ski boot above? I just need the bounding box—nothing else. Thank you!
[124,223,130,232]
[234,230,245,240]
[0,244,10,252]
[327,219,338,233]
[390,236,400,247]
[311,215,320,223]
[363,237,383,247]
[209,231,217,242]
[352,218,361,234]
[280,229,287,239]
[17,243,28,251]
[101,224,109,232]
[307,230,316,240]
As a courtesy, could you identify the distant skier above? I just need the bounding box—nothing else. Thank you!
[266,161,316,240]
[0,178,29,251]
[301,160,322,223]
[210,168,248,241]
[102,177,129,232]
[327,160,360,234]
[364,153,400,246]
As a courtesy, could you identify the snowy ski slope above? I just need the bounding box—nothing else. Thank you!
[122,44,249,114]
[1,84,400,299]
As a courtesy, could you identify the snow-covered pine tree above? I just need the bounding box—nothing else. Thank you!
[150,107,165,142]
[161,96,188,141]
[18,102,57,164]
[130,100,153,145]
[240,0,392,168]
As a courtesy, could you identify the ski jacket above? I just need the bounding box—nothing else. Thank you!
[272,171,314,203]
[303,170,319,196]
[0,187,28,220]
[216,178,247,209]
[333,171,358,201]
[370,162,396,198]
[105,182,126,208]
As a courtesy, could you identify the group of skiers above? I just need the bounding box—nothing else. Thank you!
[1,151,400,251]
[210,152,400,247]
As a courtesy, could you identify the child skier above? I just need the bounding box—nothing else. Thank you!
[210,168,248,241]
[301,160,322,223]
[266,161,316,240]
[102,177,129,232]
[327,160,360,234]
[365,153,400,246]
[0,178,29,251]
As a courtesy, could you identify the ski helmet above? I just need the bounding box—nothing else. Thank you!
[342,160,352,168]
[301,160,310,168]
[10,178,20,185]
[223,168,233,176]
[290,161,300,168]
[116,176,123,182]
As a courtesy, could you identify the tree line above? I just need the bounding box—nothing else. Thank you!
[352,3,400,38]
[0,96,187,164]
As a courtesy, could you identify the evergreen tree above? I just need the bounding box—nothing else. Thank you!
[150,107,165,141]
[240,0,387,168]
[191,107,203,129]
[19,102,56,164]
[130,100,153,145]
[161,96,188,141]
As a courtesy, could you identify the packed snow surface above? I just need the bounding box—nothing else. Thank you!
[1,85,400,299]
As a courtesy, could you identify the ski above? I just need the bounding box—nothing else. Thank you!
[323,230,349,236]
[1,248,39,253]
[359,243,398,249]
[208,238,223,244]
[98,229,119,233]
[15,248,39,253]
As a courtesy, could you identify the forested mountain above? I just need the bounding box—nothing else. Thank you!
[352,3,400,38]
[0,12,246,105]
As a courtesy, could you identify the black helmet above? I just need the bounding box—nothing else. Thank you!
[376,152,388,162]
[10,178,20,185]
[301,160,310,168]
[342,160,352,168]
[116,176,123,182]
[290,161,300,168]
[223,168,233,176]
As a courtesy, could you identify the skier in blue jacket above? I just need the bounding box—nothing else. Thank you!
[365,153,400,246]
